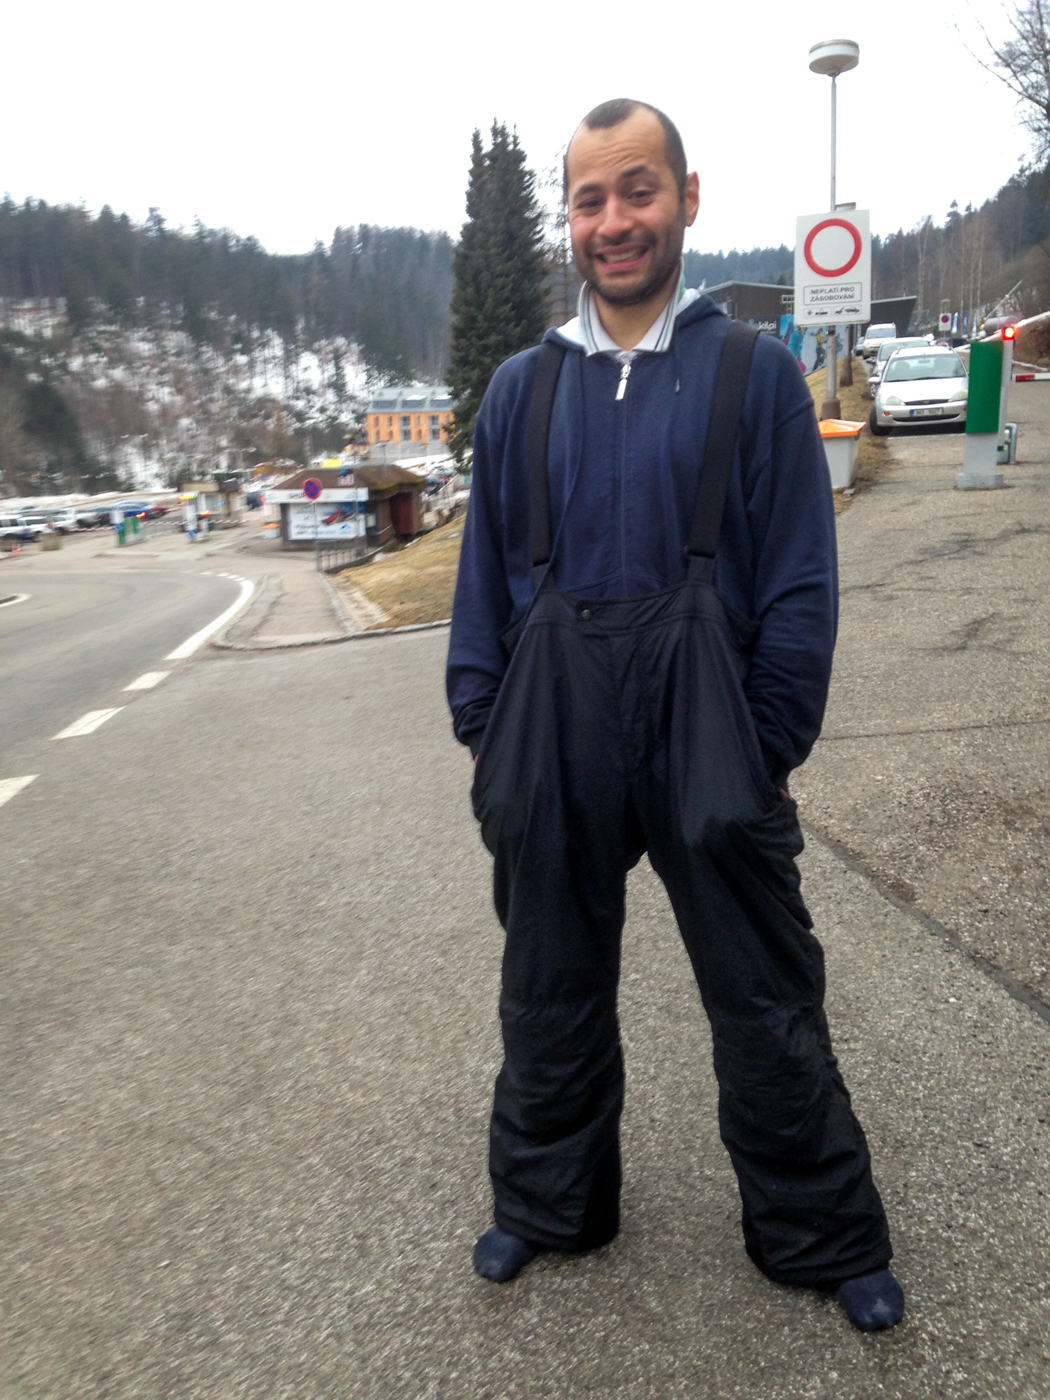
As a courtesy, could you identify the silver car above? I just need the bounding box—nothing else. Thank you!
[870,347,968,434]
[867,336,930,396]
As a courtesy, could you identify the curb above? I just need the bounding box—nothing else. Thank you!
[317,570,357,636]
[212,619,451,651]
[211,590,451,651]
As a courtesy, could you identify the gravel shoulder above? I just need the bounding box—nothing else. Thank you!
[793,383,1050,1006]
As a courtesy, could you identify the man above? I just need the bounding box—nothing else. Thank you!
[447,99,904,1332]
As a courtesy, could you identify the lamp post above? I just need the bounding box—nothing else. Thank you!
[809,39,859,420]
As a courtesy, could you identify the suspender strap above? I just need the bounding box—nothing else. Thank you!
[524,321,757,579]
[527,340,566,569]
[686,319,760,564]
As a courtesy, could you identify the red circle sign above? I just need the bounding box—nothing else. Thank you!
[803,218,862,278]
[303,477,323,500]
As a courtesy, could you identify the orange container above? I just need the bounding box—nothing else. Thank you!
[817,419,864,488]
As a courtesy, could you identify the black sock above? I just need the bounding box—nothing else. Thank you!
[836,1269,905,1331]
[473,1226,538,1282]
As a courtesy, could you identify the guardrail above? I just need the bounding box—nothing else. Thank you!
[315,541,383,573]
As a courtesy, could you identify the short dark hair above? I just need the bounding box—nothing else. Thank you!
[565,98,688,201]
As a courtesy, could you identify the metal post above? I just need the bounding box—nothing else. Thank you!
[821,74,841,419]
[825,74,839,416]
[830,73,837,212]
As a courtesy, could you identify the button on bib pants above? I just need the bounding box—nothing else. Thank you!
[470,324,892,1288]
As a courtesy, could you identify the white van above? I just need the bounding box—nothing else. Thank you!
[859,324,898,361]
[0,513,45,542]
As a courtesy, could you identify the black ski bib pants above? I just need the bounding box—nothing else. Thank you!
[470,323,892,1288]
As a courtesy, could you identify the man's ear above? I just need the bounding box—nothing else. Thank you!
[684,171,700,228]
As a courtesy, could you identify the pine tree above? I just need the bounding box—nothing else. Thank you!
[447,123,548,463]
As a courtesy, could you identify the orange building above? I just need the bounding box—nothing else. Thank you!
[365,384,454,448]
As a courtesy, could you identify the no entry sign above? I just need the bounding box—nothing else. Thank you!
[793,211,870,326]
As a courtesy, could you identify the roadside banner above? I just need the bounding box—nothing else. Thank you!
[287,501,368,541]
[794,211,870,327]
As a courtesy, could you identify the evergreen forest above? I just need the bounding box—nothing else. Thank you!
[0,201,453,382]
[5,150,1050,496]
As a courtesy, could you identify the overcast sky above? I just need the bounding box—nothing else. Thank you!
[1,0,1029,258]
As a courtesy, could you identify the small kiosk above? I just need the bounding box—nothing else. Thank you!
[270,464,426,550]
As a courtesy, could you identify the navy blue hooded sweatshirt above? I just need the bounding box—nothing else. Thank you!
[446,294,837,783]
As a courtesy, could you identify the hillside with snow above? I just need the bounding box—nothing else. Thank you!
[0,204,453,495]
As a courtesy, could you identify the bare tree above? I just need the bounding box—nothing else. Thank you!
[0,379,32,492]
[974,0,1050,161]
[538,152,581,328]
[915,216,933,322]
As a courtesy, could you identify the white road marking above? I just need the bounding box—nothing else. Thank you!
[165,576,254,659]
[53,708,124,739]
[123,670,171,691]
[0,775,37,807]
[0,592,30,609]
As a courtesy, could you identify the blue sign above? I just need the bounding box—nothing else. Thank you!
[303,477,323,501]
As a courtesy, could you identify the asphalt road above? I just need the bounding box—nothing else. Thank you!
[0,569,240,767]
[3,630,1048,1399]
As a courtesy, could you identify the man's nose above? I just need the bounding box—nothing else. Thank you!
[595,195,635,242]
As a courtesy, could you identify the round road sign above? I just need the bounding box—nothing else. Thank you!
[803,218,863,279]
[303,477,323,501]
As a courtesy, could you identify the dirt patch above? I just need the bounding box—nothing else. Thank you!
[1014,315,1050,368]
[334,516,463,628]
[804,357,888,511]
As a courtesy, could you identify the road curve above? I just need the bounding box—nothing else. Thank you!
[0,570,240,764]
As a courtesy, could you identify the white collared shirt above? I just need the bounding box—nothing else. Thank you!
[558,266,700,360]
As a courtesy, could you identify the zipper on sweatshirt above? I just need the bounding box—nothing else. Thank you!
[618,362,630,585]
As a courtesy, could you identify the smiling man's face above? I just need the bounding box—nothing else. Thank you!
[565,107,699,309]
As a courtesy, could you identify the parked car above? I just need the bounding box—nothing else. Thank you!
[0,513,46,542]
[859,323,898,361]
[18,507,78,534]
[870,347,968,435]
[134,501,166,519]
[867,337,930,397]
[112,500,152,519]
[98,500,165,525]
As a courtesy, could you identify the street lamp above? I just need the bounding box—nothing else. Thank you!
[809,39,859,418]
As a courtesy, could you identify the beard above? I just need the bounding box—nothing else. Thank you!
[574,208,686,307]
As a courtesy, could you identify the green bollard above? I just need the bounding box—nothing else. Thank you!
[958,336,1009,489]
